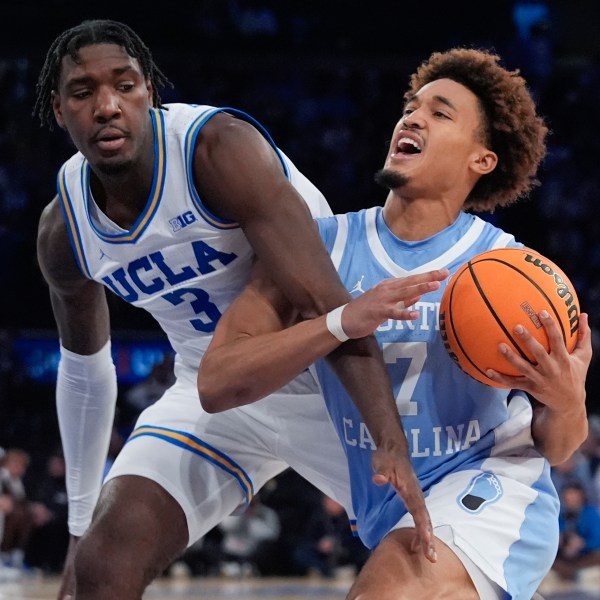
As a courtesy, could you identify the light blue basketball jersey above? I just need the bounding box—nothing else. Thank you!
[314,207,543,549]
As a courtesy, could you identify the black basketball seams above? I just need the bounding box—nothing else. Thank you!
[446,265,492,379]
[471,256,567,344]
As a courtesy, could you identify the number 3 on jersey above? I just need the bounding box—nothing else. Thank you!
[162,287,221,332]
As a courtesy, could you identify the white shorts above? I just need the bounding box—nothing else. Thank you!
[391,396,559,600]
[106,365,353,545]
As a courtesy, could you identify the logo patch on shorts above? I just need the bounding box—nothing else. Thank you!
[457,472,503,514]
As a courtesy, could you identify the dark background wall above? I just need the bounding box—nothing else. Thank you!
[0,1,598,457]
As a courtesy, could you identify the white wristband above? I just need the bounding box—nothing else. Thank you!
[326,304,350,342]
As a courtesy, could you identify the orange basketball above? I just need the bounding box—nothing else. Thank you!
[439,247,580,388]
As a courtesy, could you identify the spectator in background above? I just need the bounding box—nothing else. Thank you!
[0,447,14,560]
[292,494,370,578]
[552,449,598,508]
[553,481,600,581]
[321,496,370,576]
[0,467,18,583]
[176,526,224,577]
[0,448,33,569]
[218,494,280,577]
[256,470,328,576]
[0,493,13,546]
[579,414,600,502]
[23,450,68,574]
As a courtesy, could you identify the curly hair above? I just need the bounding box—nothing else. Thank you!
[406,47,548,212]
[33,19,173,130]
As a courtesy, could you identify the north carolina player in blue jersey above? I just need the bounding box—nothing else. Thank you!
[34,19,437,600]
[200,48,593,599]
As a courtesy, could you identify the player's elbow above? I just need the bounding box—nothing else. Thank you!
[547,446,581,468]
[542,426,588,467]
[197,368,248,413]
[286,292,320,321]
[197,365,226,413]
[561,419,589,466]
[198,390,222,414]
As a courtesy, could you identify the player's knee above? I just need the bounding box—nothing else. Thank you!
[74,528,121,591]
[74,525,150,597]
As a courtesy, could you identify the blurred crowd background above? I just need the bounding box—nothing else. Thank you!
[0,0,599,584]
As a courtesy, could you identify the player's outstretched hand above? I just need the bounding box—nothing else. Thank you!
[485,311,592,411]
[341,269,449,339]
[372,446,437,563]
[57,535,79,600]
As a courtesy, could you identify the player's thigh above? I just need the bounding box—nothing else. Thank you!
[106,370,289,546]
[346,528,479,600]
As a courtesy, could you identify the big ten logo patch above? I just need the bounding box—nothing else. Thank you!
[170,211,197,232]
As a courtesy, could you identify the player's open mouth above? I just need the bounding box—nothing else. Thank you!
[396,137,422,155]
[390,136,422,160]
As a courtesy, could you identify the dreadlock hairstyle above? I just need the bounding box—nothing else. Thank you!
[406,47,548,212]
[34,19,173,129]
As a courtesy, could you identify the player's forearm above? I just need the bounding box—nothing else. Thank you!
[532,402,588,466]
[199,315,341,412]
[57,341,118,535]
[326,336,407,448]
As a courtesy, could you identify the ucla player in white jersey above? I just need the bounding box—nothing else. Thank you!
[200,48,593,599]
[34,19,440,600]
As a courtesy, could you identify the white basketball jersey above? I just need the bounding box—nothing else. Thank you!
[57,103,332,370]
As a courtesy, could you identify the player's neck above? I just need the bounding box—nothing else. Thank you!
[382,193,463,241]
[89,152,155,229]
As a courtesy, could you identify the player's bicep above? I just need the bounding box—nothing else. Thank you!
[37,198,110,354]
[209,262,297,350]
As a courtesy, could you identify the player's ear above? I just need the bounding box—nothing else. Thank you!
[146,80,153,104]
[471,149,498,176]
[51,91,66,130]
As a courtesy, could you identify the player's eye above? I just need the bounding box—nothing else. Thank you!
[72,89,91,99]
